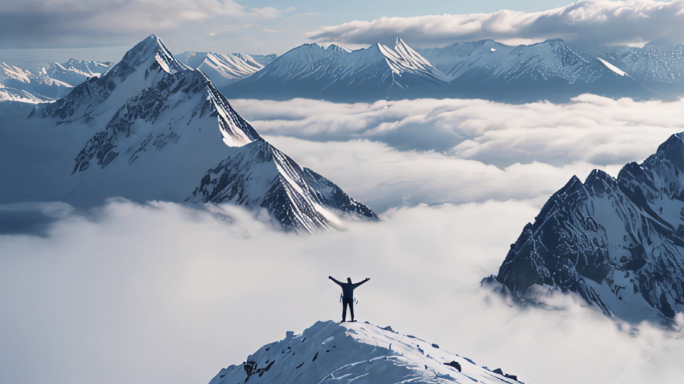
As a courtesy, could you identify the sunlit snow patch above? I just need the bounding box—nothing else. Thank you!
[598,58,627,77]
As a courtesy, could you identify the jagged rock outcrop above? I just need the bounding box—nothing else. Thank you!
[494,133,684,322]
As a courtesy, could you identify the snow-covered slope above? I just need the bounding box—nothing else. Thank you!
[0,62,72,101]
[0,86,45,103]
[250,54,277,66]
[176,51,263,87]
[422,39,602,83]
[578,41,684,97]
[210,321,522,384]
[227,38,446,101]
[190,140,376,232]
[419,39,649,102]
[43,59,112,87]
[492,132,684,323]
[0,59,111,102]
[3,34,376,232]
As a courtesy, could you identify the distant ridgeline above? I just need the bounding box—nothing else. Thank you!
[487,132,684,324]
[0,60,112,103]
[223,38,684,103]
[5,38,684,104]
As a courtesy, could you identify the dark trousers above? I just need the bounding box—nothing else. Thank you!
[342,297,354,321]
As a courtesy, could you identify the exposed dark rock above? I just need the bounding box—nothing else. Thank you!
[495,132,684,322]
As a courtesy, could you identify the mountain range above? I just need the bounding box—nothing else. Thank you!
[210,320,522,384]
[224,37,684,103]
[226,38,447,102]
[5,37,684,104]
[489,132,684,323]
[0,59,111,103]
[0,35,376,232]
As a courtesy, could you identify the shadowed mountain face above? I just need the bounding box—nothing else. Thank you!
[210,320,522,384]
[0,35,377,232]
[494,133,684,323]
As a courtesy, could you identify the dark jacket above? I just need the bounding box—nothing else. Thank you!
[329,277,369,299]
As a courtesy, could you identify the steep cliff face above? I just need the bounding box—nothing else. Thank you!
[495,133,684,323]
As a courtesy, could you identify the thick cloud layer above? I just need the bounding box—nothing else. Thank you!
[262,136,612,212]
[227,96,684,212]
[232,96,683,167]
[2,200,684,384]
[307,0,684,47]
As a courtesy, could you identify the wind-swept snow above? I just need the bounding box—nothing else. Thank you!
[210,321,521,384]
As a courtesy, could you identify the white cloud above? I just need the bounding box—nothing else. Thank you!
[0,0,292,51]
[232,96,684,168]
[262,136,613,212]
[226,95,684,212]
[306,0,684,47]
[2,200,684,384]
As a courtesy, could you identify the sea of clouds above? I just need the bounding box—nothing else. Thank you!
[3,95,684,384]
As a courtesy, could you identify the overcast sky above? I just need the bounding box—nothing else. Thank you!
[0,0,679,64]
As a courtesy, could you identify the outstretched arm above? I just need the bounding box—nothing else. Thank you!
[353,278,370,288]
[329,276,343,286]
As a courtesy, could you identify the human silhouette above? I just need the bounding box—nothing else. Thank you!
[329,276,370,322]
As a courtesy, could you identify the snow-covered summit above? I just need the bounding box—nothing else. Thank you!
[493,131,684,323]
[120,34,188,73]
[210,320,521,384]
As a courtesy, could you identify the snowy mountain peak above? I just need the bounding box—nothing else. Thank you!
[325,44,350,53]
[651,132,684,168]
[210,320,522,384]
[390,37,437,73]
[494,131,684,323]
[121,34,188,73]
[36,34,259,149]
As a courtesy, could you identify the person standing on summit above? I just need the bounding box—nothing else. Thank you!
[329,276,370,322]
